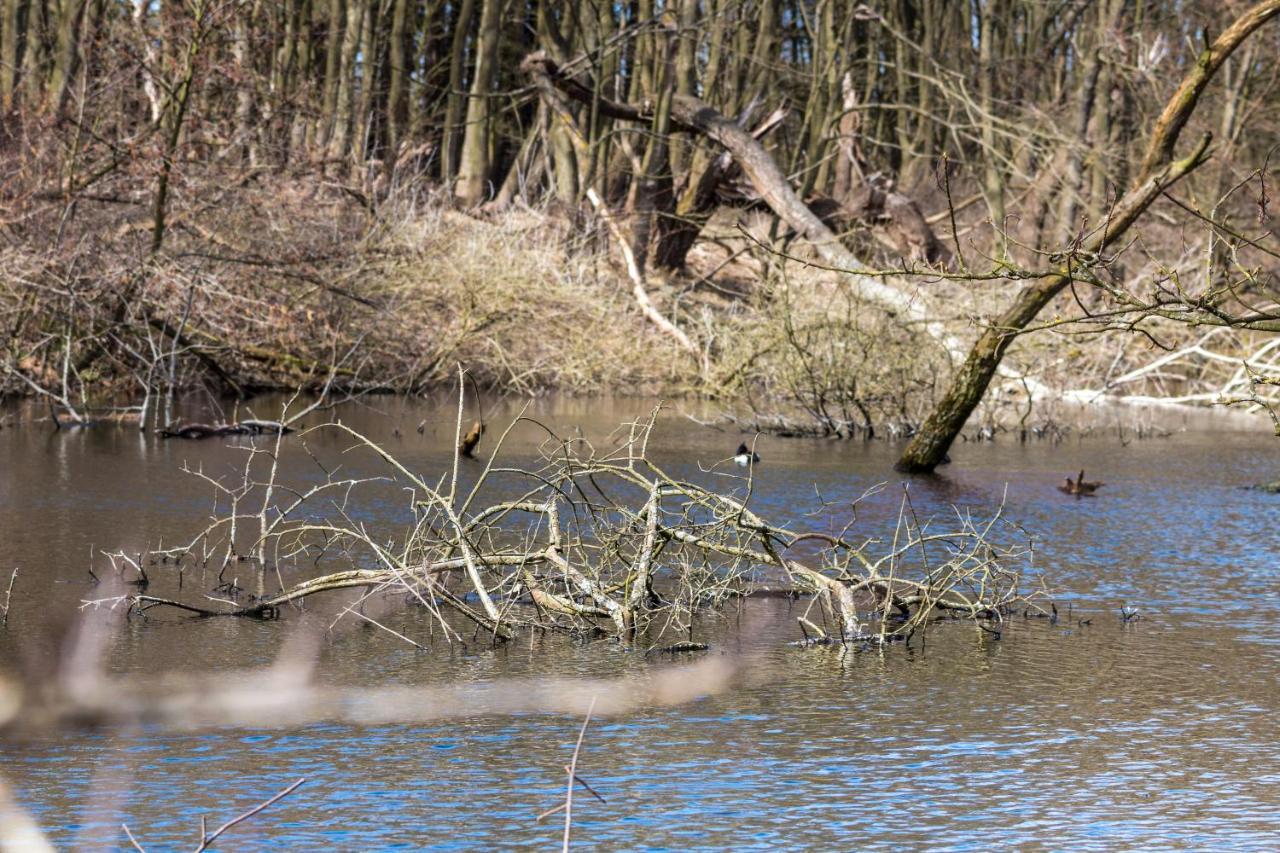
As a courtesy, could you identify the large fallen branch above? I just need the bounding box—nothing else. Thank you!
[112,412,1043,646]
[521,52,966,359]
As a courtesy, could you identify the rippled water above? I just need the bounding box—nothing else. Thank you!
[1,396,1278,850]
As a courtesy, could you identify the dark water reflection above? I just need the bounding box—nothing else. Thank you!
[2,396,1279,849]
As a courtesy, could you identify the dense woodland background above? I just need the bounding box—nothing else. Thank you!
[1,0,1278,446]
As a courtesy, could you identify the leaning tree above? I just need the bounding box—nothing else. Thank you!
[896,0,1280,472]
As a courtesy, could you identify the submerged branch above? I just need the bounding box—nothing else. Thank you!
[102,410,1043,647]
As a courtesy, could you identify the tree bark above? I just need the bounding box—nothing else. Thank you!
[319,0,345,150]
[0,0,18,110]
[440,0,476,184]
[453,0,501,205]
[351,0,379,164]
[47,0,86,114]
[230,4,257,164]
[326,0,365,161]
[386,0,410,158]
[529,0,577,204]
[21,0,47,108]
[976,0,1006,255]
[630,22,675,273]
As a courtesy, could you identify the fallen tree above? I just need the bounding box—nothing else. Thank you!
[521,52,967,360]
[158,419,293,439]
[107,410,1045,647]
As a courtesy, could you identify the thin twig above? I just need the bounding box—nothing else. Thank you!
[193,776,306,852]
[562,697,596,852]
[121,823,147,852]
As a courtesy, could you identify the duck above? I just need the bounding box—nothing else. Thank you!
[1058,469,1103,496]
[734,442,760,467]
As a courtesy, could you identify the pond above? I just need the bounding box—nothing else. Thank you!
[1,396,1278,850]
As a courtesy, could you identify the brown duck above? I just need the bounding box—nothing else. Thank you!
[1058,469,1104,496]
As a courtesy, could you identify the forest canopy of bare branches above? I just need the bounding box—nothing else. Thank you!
[2,0,1278,462]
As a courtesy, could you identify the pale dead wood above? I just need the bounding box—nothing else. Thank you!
[586,188,703,368]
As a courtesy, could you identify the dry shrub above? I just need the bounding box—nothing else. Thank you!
[714,273,950,436]
[676,211,954,435]
[0,157,700,404]
[370,202,694,394]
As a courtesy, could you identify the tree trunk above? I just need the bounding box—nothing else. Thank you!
[288,0,314,157]
[631,23,675,273]
[977,0,1006,256]
[1054,47,1101,234]
[0,0,21,111]
[21,0,47,108]
[386,0,410,158]
[327,0,365,161]
[440,0,476,184]
[351,0,379,165]
[409,0,437,141]
[231,5,257,165]
[453,0,501,205]
[319,0,345,150]
[47,0,86,114]
[668,0,697,179]
[534,0,577,204]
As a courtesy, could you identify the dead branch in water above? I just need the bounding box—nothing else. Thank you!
[1,569,16,627]
[104,404,1042,648]
[157,419,294,439]
[561,698,596,850]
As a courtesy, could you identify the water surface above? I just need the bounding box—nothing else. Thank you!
[1,397,1277,850]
